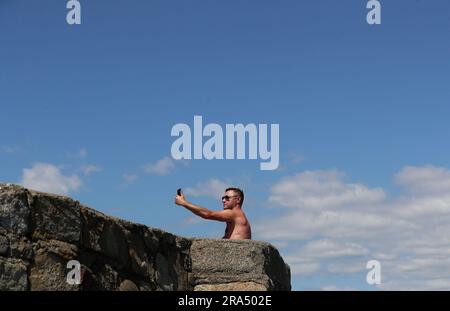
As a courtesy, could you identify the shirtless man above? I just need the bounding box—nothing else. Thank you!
[174,187,252,240]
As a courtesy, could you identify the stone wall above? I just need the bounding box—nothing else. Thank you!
[0,184,290,291]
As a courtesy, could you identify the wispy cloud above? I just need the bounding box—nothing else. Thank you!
[20,163,82,195]
[322,285,359,291]
[256,166,450,290]
[286,152,305,164]
[1,145,20,154]
[184,178,230,200]
[122,173,138,184]
[67,148,88,159]
[284,240,369,276]
[142,156,176,176]
[80,165,102,176]
[395,165,450,195]
[269,170,385,210]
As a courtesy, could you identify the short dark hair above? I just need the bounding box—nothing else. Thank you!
[225,187,244,205]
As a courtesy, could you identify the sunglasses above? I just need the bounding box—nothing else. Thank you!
[222,195,239,201]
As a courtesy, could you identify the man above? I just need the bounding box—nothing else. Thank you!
[174,187,251,240]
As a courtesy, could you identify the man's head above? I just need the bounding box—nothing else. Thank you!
[222,187,244,210]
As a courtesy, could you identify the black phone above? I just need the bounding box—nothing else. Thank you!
[177,188,182,196]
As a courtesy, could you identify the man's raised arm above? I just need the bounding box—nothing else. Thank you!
[174,193,234,222]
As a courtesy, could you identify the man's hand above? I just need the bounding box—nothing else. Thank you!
[175,193,187,206]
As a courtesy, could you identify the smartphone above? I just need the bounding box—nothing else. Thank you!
[177,188,182,196]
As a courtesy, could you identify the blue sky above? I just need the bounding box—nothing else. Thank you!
[1,0,450,290]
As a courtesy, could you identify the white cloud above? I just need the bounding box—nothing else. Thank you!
[256,209,413,241]
[379,278,450,291]
[20,163,82,195]
[284,240,369,276]
[269,170,385,210]
[142,156,176,176]
[255,166,450,290]
[299,239,369,259]
[395,165,450,195]
[184,179,230,200]
[393,195,450,218]
[287,261,321,276]
[322,285,358,291]
[326,261,367,274]
[80,165,102,176]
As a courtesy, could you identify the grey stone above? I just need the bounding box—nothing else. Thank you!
[0,184,30,235]
[29,240,79,291]
[0,257,28,290]
[119,221,155,278]
[29,190,81,243]
[9,236,33,260]
[190,239,291,291]
[155,253,173,290]
[80,205,130,268]
[119,279,139,291]
[0,232,33,259]
[194,282,267,291]
[0,234,9,255]
[119,220,191,290]
[82,263,119,291]
[0,186,290,291]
